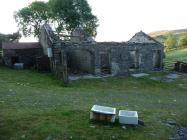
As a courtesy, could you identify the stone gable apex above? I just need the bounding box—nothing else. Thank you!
[128,31,162,45]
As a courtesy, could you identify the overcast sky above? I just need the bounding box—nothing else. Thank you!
[0,0,187,42]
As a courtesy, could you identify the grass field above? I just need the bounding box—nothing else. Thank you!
[0,48,187,140]
[0,66,187,140]
[164,48,187,69]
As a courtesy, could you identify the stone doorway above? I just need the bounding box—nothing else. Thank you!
[11,56,19,65]
[129,51,139,71]
[153,50,161,69]
[100,53,111,74]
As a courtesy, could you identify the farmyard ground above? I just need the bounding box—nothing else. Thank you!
[0,49,187,140]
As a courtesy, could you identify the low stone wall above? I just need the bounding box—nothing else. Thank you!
[174,61,187,73]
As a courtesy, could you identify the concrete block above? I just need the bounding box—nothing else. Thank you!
[131,73,149,77]
[119,110,138,125]
[14,63,24,69]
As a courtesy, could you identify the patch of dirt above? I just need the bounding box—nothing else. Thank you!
[178,84,187,89]
[150,73,180,82]
[69,74,111,81]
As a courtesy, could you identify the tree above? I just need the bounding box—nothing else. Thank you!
[0,32,21,42]
[164,35,176,51]
[177,34,187,48]
[14,1,50,38]
[15,0,98,38]
[49,0,98,36]
[0,32,21,48]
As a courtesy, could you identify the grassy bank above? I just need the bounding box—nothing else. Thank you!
[164,48,187,69]
[0,67,187,140]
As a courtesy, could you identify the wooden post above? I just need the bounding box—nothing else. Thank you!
[61,50,69,85]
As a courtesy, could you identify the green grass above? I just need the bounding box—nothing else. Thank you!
[164,48,187,69]
[0,67,187,140]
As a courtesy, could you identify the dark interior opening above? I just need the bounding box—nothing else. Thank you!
[67,50,94,75]
[153,50,161,68]
[100,53,111,74]
[11,56,19,65]
[129,51,138,70]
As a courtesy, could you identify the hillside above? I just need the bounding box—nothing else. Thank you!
[149,29,187,44]
[149,29,187,37]
[164,48,187,69]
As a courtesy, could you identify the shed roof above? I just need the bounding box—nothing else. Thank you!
[2,42,41,50]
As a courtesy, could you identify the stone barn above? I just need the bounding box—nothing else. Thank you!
[39,24,164,82]
[2,42,43,68]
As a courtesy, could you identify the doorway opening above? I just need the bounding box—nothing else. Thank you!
[11,56,19,65]
[153,50,161,69]
[100,53,111,74]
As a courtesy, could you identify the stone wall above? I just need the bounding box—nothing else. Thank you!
[67,49,94,73]
[111,43,163,75]
[48,41,163,77]
[61,42,163,76]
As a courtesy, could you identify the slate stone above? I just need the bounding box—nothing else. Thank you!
[131,73,149,77]
[169,125,187,140]
[166,119,177,125]
[166,74,179,79]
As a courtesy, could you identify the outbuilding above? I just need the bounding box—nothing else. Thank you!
[2,42,43,68]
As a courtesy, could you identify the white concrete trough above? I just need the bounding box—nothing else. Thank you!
[119,110,138,125]
[131,73,149,78]
[14,63,24,69]
[90,105,116,123]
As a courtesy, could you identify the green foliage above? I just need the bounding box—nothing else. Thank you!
[150,29,187,51]
[48,0,98,36]
[177,34,187,48]
[15,0,98,38]
[14,1,50,38]
[154,35,167,44]
[73,0,98,36]
[164,35,177,51]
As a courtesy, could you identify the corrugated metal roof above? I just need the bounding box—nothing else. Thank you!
[2,42,41,50]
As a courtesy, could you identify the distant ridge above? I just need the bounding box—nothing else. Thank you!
[149,29,187,44]
[149,29,187,37]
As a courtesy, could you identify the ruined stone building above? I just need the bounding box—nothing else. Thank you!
[1,24,163,81]
[39,24,164,81]
[2,42,43,68]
